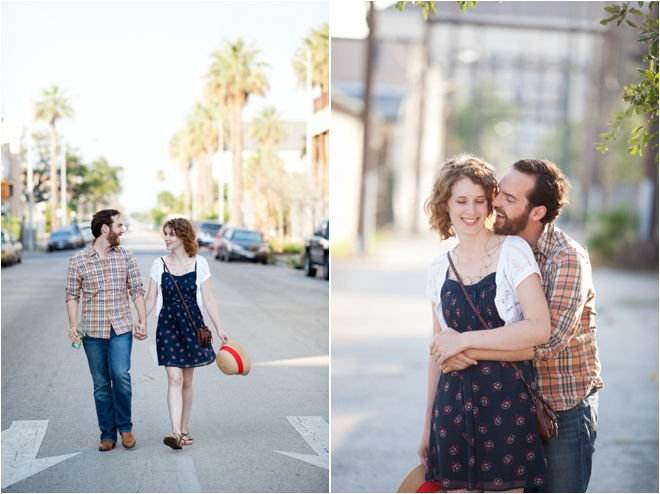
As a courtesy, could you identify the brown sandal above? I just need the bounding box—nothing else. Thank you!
[180,432,193,445]
[163,433,183,450]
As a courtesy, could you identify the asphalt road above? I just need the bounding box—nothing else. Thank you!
[331,233,659,493]
[1,229,329,493]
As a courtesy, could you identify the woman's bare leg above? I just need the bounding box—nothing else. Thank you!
[165,367,184,434]
[181,368,195,435]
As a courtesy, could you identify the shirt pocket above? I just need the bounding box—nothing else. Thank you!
[81,267,103,297]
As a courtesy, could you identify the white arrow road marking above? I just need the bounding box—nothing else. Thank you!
[2,420,80,488]
[274,416,329,470]
[176,456,202,493]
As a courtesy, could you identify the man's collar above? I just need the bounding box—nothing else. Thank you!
[89,239,119,257]
[535,223,555,258]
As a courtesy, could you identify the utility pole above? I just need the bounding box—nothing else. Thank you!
[25,98,35,250]
[306,48,314,227]
[357,2,376,254]
[218,118,224,223]
[60,143,67,226]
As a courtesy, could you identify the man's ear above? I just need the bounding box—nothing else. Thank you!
[530,205,547,223]
[101,224,109,234]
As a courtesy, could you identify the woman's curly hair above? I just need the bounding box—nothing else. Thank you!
[162,218,198,257]
[424,153,499,240]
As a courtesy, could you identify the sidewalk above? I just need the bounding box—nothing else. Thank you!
[331,232,659,493]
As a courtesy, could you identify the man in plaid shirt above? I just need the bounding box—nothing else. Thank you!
[66,209,147,451]
[432,159,603,492]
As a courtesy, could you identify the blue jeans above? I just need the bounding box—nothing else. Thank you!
[539,388,599,493]
[82,328,133,443]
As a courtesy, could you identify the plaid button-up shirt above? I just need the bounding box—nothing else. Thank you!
[532,224,603,411]
[66,242,144,339]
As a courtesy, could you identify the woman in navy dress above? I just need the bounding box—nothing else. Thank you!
[145,218,229,449]
[419,154,551,492]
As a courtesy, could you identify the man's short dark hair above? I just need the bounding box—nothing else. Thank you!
[91,209,121,238]
[512,159,571,224]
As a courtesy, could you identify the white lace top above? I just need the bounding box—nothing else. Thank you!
[426,235,541,329]
[150,255,212,318]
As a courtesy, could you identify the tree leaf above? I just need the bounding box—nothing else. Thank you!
[422,4,428,19]
[604,6,618,13]
[628,7,644,15]
[626,19,638,27]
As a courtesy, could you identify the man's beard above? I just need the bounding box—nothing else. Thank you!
[108,229,121,247]
[493,208,530,235]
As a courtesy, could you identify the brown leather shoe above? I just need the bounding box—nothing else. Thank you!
[120,431,136,449]
[99,439,115,451]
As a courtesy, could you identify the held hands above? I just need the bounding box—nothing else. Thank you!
[430,328,466,365]
[133,318,148,340]
[440,352,478,374]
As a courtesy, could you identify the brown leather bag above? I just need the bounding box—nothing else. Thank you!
[162,258,213,347]
[446,253,558,444]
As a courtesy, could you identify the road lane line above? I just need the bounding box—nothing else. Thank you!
[176,456,202,493]
[254,355,329,367]
[149,344,158,363]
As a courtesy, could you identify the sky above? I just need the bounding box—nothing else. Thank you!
[1,1,328,216]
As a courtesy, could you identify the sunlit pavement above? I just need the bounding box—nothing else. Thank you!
[1,228,329,493]
[331,231,659,493]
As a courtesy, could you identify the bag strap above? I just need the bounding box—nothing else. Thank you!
[446,252,539,403]
[161,257,198,330]
[447,252,490,330]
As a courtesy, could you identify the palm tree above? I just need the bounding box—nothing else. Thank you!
[34,85,75,231]
[169,129,194,218]
[186,102,225,217]
[249,106,288,243]
[250,106,286,147]
[293,23,329,93]
[205,38,269,227]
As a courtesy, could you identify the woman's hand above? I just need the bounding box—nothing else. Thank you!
[441,352,478,373]
[417,432,430,468]
[430,328,466,365]
[216,328,230,343]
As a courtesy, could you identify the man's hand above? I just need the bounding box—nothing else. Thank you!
[441,351,478,373]
[68,324,79,344]
[133,318,148,340]
[430,328,466,365]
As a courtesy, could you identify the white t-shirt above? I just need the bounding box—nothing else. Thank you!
[426,235,541,329]
[150,255,212,318]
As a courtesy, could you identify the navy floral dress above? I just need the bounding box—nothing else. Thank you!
[425,271,548,491]
[156,263,215,368]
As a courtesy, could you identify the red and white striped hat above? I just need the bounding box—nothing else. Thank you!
[216,339,251,376]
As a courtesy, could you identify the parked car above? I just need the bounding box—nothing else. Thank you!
[80,224,94,243]
[1,230,19,266]
[7,231,22,263]
[214,227,268,264]
[304,219,329,280]
[60,224,85,248]
[48,229,78,251]
[196,220,223,248]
